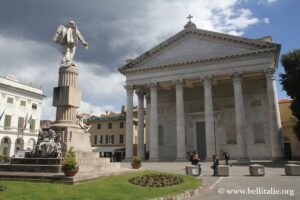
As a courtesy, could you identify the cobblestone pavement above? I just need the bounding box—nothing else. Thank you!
[120,161,299,200]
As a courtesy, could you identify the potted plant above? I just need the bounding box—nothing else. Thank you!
[131,156,141,169]
[62,147,79,177]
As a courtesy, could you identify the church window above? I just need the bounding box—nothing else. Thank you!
[158,125,164,145]
[253,122,265,144]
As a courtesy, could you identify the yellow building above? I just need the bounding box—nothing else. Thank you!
[88,111,141,161]
[279,99,300,160]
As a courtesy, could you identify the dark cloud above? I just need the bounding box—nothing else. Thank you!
[0,0,270,119]
[0,0,149,71]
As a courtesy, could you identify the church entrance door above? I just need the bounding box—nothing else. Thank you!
[196,122,206,160]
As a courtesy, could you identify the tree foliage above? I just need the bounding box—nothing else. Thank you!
[280,49,300,140]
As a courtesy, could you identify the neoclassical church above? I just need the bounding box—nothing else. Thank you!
[119,19,284,161]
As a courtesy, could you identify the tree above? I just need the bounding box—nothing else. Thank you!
[280,49,300,140]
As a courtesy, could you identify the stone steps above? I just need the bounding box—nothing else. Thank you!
[77,158,110,165]
[10,158,62,165]
[0,164,61,173]
[78,162,120,173]
[75,152,99,159]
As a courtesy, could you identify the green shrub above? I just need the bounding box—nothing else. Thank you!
[131,156,141,165]
[128,173,183,187]
[62,147,79,172]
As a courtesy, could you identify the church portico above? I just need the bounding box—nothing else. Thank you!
[120,19,284,162]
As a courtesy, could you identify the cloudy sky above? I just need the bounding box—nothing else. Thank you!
[0,0,299,120]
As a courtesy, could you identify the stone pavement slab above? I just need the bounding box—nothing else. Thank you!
[121,161,299,200]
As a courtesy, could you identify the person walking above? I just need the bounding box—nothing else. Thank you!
[211,154,219,176]
[224,152,232,166]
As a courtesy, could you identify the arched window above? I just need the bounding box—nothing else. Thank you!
[16,138,21,144]
[4,138,9,143]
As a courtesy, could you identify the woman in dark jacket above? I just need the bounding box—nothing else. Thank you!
[211,154,219,176]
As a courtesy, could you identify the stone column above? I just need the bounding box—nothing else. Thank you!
[149,82,159,161]
[53,65,81,125]
[203,76,215,160]
[124,85,134,161]
[145,94,151,153]
[136,89,145,159]
[265,68,284,160]
[232,72,249,161]
[175,80,186,161]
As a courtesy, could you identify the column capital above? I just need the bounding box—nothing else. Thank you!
[145,93,151,104]
[232,72,243,83]
[124,85,134,95]
[174,79,184,86]
[148,82,157,89]
[135,89,145,97]
[203,76,213,87]
[265,67,276,79]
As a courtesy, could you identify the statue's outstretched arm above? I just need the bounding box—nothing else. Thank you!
[76,28,88,48]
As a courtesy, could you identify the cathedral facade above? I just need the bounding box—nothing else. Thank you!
[119,21,284,161]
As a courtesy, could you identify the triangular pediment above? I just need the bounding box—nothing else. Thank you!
[137,35,257,68]
[119,27,279,73]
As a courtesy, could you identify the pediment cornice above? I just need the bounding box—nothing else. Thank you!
[121,47,277,75]
[119,28,280,74]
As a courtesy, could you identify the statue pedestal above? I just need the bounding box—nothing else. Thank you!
[50,123,92,154]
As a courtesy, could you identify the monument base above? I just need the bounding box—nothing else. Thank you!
[50,123,92,153]
[0,152,128,184]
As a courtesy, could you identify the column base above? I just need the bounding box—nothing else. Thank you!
[237,157,250,163]
[271,157,286,162]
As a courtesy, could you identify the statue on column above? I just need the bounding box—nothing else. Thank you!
[53,20,89,66]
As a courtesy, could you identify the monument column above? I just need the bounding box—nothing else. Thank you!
[175,80,186,161]
[53,65,81,125]
[124,85,134,161]
[145,94,151,153]
[51,21,92,154]
[265,68,284,160]
[232,72,249,161]
[203,76,215,160]
[149,82,159,161]
[136,89,145,159]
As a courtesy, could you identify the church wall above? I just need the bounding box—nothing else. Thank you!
[156,77,272,160]
[157,89,177,160]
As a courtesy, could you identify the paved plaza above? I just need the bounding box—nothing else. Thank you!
[121,161,299,200]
